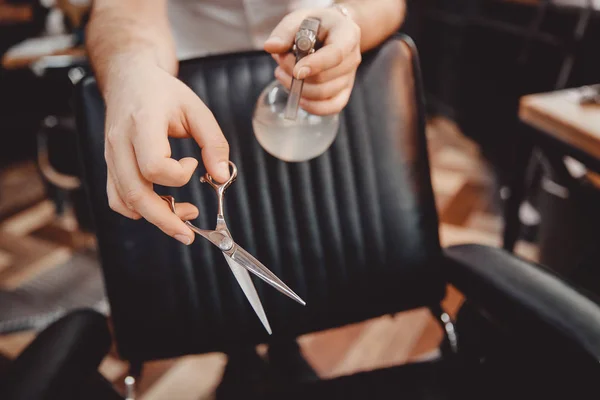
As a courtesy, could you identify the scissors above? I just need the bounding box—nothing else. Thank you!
[160,161,305,334]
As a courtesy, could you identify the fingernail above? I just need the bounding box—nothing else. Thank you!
[175,234,191,245]
[295,66,311,80]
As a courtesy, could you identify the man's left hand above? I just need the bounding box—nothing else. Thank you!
[264,6,361,116]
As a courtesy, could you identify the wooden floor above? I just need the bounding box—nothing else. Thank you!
[0,116,538,399]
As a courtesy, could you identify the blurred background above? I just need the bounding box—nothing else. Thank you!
[0,0,599,397]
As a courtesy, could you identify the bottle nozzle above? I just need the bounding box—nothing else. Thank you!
[284,17,320,121]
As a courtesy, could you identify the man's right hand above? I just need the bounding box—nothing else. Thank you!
[103,59,230,245]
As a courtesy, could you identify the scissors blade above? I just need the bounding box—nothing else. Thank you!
[229,245,306,306]
[223,255,272,335]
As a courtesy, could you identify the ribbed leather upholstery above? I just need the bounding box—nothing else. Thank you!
[75,35,445,363]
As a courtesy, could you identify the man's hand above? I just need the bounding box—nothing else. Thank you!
[103,59,230,245]
[264,7,362,116]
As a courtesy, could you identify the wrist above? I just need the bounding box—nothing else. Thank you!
[100,51,156,99]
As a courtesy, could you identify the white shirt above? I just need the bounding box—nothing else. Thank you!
[168,0,334,60]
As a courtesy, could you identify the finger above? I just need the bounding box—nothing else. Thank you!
[109,133,195,244]
[264,12,308,53]
[293,23,360,79]
[276,46,360,85]
[173,202,199,221]
[275,66,351,101]
[180,87,231,183]
[106,172,141,220]
[135,191,197,245]
[130,114,198,187]
[305,49,361,83]
[299,87,353,116]
[272,52,296,77]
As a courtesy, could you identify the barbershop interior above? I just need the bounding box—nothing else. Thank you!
[0,0,599,399]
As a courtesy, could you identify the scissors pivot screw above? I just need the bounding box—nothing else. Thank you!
[218,236,234,251]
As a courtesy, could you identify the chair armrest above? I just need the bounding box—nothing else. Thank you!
[444,244,600,362]
[0,309,112,400]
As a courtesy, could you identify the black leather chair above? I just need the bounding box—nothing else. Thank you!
[0,309,118,400]
[2,35,600,400]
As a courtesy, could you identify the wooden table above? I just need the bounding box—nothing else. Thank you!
[515,87,600,285]
[503,86,600,251]
[519,88,600,162]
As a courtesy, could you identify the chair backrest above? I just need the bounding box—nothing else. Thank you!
[75,35,445,363]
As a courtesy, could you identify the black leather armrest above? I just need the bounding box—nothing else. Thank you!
[0,309,112,400]
[445,244,600,362]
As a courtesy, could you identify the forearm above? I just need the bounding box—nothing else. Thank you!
[340,0,406,52]
[85,0,177,97]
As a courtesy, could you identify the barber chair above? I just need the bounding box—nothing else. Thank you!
[2,35,600,400]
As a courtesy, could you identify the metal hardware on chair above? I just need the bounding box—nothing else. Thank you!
[68,67,86,85]
[431,306,458,354]
[124,375,136,400]
[440,311,458,353]
[124,361,142,400]
[37,116,82,190]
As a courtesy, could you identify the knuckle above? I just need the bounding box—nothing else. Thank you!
[130,109,150,127]
[209,139,230,153]
[140,159,162,181]
[355,52,362,66]
[123,188,143,207]
[108,197,120,212]
[105,126,120,148]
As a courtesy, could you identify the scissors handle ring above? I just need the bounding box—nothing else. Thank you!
[200,161,237,217]
[161,161,237,223]
[200,161,237,193]
[161,195,177,213]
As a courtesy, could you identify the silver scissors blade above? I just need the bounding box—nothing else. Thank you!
[182,216,305,306]
[230,244,306,306]
[223,255,272,334]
